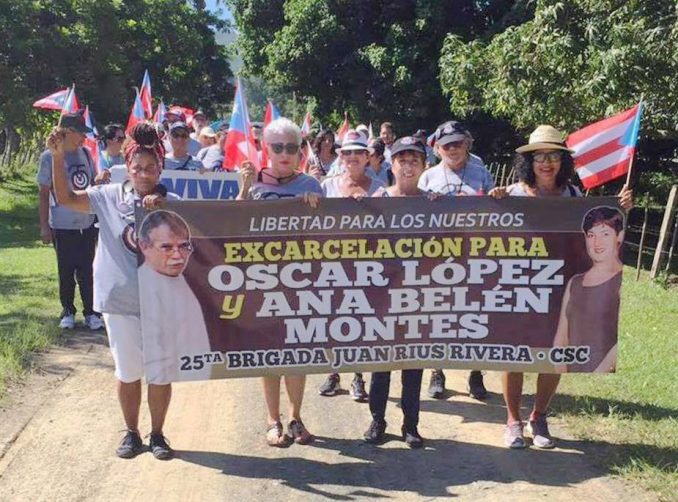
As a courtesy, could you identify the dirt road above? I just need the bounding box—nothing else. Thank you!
[0,331,654,501]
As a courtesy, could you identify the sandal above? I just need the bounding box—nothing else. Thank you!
[266,421,289,447]
[288,420,314,445]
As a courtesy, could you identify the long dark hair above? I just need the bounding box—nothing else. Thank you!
[513,150,575,188]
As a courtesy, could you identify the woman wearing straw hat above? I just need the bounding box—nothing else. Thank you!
[490,125,632,450]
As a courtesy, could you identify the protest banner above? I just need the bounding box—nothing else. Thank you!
[135,196,625,383]
[110,166,241,200]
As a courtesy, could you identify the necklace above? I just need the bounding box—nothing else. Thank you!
[262,169,299,185]
[443,162,467,195]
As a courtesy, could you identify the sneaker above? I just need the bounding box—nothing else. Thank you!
[363,420,386,444]
[401,426,424,449]
[85,314,103,330]
[266,421,290,447]
[504,421,527,449]
[149,433,173,460]
[528,413,555,449]
[427,370,445,399]
[116,430,144,459]
[468,370,488,400]
[288,420,314,445]
[318,373,340,396]
[59,314,76,329]
[350,375,368,402]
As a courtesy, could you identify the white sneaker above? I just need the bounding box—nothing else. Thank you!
[85,314,103,330]
[59,314,76,329]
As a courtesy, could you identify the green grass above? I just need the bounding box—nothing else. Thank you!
[0,172,676,498]
[0,175,65,395]
[551,269,678,501]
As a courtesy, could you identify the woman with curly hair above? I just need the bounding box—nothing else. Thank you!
[48,122,178,460]
[490,125,632,450]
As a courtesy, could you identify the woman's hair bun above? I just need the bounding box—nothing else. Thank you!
[130,123,160,149]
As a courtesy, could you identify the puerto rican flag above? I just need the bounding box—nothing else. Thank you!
[33,89,70,111]
[139,70,153,119]
[153,100,167,125]
[261,100,282,168]
[126,89,146,134]
[566,102,643,189]
[300,112,312,137]
[222,79,259,172]
[337,113,350,143]
[83,106,100,173]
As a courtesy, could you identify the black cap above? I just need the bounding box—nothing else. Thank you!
[431,121,470,147]
[390,136,426,157]
[60,109,92,134]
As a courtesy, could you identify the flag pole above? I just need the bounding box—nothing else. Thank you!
[624,95,644,187]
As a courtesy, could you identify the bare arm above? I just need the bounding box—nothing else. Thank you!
[236,161,255,200]
[38,185,52,244]
[552,278,572,373]
[47,129,91,213]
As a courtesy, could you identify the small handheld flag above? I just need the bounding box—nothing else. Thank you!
[337,112,350,143]
[83,106,100,173]
[153,101,167,125]
[566,102,644,189]
[300,112,312,137]
[140,70,153,119]
[126,89,146,134]
[222,78,260,172]
[33,89,70,111]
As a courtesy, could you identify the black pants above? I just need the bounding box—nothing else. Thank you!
[369,369,423,430]
[52,225,98,317]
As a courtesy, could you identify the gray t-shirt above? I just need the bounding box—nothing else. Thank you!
[418,156,494,196]
[248,172,323,200]
[164,154,203,171]
[37,148,97,229]
[163,137,201,157]
[85,183,180,315]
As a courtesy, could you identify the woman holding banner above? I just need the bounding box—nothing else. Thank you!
[237,118,323,447]
[47,123,177,460]
[363,135,431,448]
[490,125,632,450]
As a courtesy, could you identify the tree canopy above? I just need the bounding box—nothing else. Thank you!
[0,0,234,130]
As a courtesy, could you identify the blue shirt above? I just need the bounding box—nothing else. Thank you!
[37,148,97,229]
[99,151,124,171]
[417,155,494,196]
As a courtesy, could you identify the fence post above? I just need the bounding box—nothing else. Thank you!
[635,200,649,281]
[650,185,678,278]
[664,210,678,273]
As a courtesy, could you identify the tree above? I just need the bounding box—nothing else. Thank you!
[439,0,678,137]
[0,0,234,133]
[229,0,518,133]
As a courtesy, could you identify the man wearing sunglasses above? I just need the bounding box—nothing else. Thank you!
[164,122,204,171]
[138,209,212,384]
[417,120,494,402]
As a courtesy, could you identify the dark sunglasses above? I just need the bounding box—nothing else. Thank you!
[440,140,465,150]
[270,143,300,155]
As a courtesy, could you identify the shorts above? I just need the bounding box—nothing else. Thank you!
[102,313,144,383]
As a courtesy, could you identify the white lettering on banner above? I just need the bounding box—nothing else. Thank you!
[109,166,241,200]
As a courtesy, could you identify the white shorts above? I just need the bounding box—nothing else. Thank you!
[102,313,144,383]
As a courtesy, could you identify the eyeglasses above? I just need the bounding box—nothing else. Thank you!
[533,152,562,163]
[440,140,465,150]
[270,143,300,155]
[155,241,193,254]
[342,150,367,156]
[171,133,189,139]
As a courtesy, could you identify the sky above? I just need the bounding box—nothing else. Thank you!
[206,0,233,22]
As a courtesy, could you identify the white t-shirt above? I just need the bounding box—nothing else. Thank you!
[138,263,213,384]
[85,183,180,315]
[321,175,384,198]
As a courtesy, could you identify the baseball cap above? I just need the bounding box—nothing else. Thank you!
[166,107,187,122]
[390,136,426,157]
[169,121,190,134]
[60,109,92,134]
[432,121,471,147]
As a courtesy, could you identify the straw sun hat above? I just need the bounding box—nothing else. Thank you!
[515,125,575,153]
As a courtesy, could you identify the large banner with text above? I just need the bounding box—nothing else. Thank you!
[136,197,625,383]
